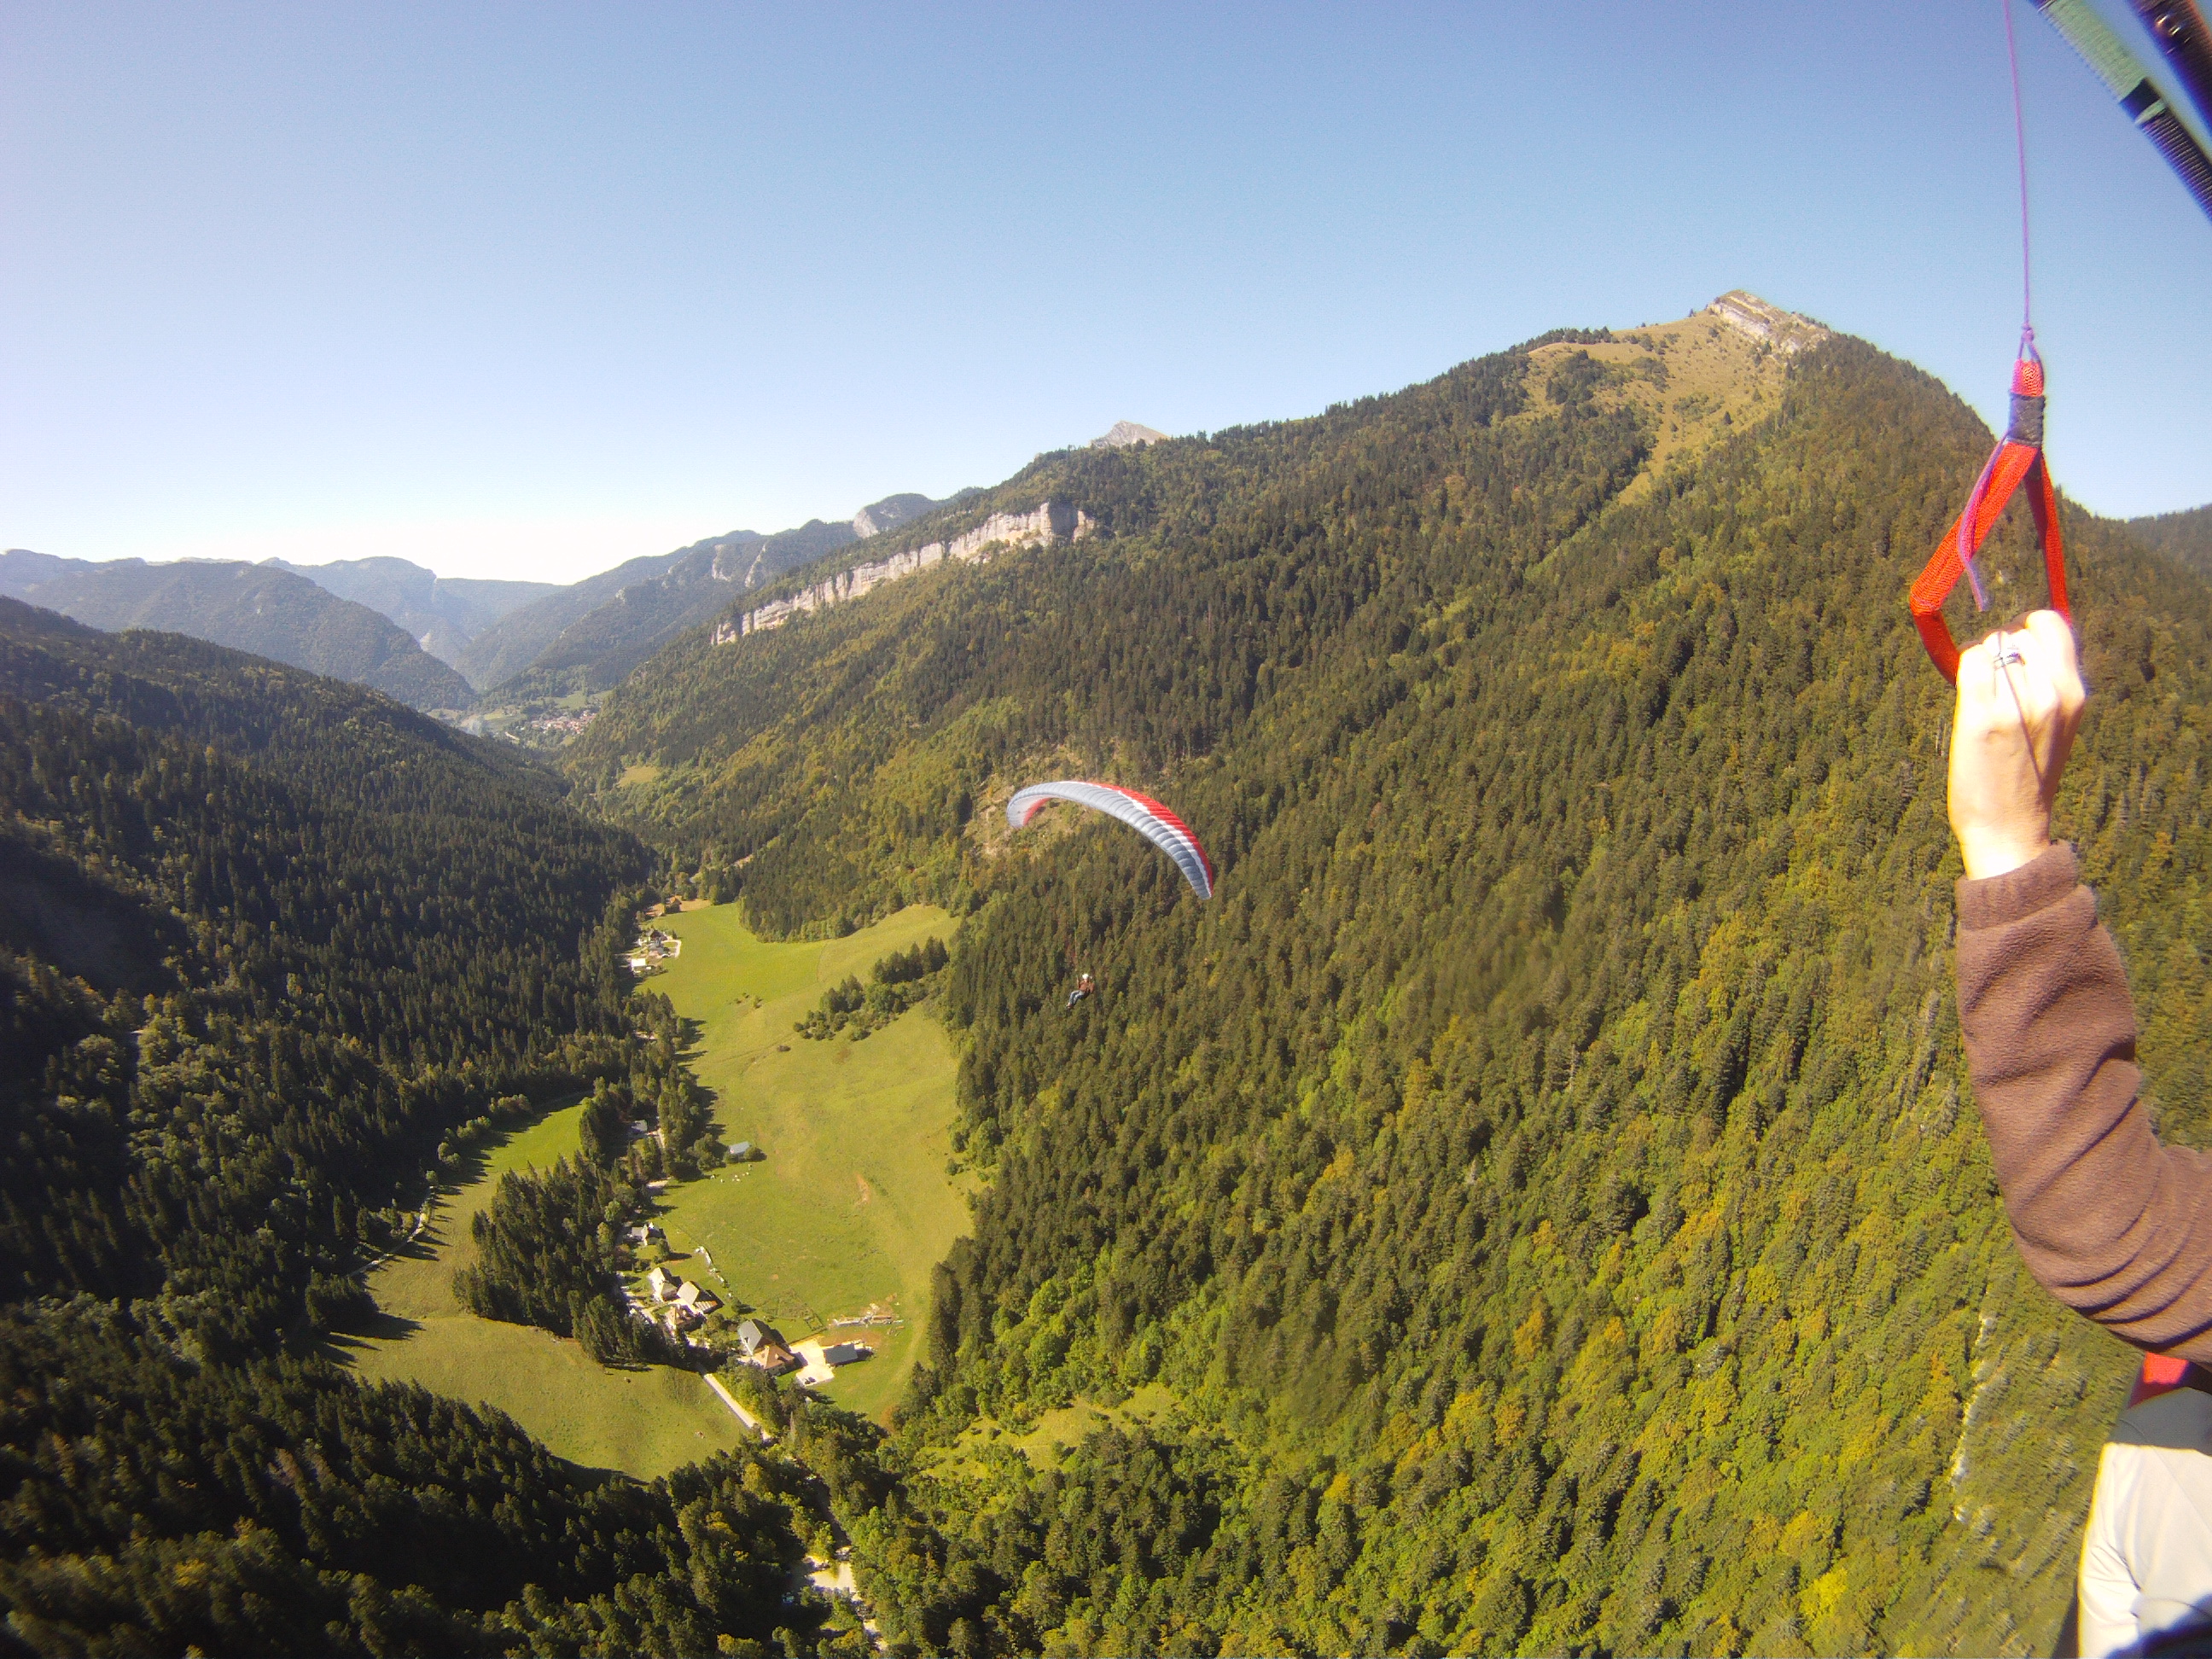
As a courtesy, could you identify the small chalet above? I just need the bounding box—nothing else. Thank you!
[735,1318,798,1374]
[747,1340,798,1374]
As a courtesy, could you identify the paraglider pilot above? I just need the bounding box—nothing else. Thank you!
[1947,609,2212,1654]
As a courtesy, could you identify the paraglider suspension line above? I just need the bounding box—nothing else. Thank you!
[2005,0,2036,346]
[1961,0,2044,613]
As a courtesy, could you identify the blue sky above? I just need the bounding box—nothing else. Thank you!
[4,2,2208,583]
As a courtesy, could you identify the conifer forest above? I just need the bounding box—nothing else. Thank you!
[8,320,2212,1655]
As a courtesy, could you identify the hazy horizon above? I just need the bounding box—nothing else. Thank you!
[7,3,2209,585]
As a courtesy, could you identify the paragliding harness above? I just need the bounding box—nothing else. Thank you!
[1906,335,2071,682]
[1066,971,1095,1010]
[1907,0,2075,681]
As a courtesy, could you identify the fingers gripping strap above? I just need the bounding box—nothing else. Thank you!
[1909,441,2069,683]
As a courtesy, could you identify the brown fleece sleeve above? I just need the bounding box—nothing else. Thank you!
[1956,843,2212,1362]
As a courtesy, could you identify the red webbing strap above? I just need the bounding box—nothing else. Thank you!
[1907,378,2070,682]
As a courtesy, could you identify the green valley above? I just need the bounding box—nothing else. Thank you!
[0,602,839,1656]
[342,1099,756,1478]
[646,903,969,1421]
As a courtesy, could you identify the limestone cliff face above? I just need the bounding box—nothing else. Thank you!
[716,500,1093,643]
[1705,290,1828,354]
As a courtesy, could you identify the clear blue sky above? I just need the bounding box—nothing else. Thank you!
[4,2,2207,583]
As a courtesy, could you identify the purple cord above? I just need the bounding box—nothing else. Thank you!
[1959,0,2038,618]
[1957,445,2004,611]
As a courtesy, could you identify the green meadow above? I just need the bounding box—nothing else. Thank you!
[649,902,970,1422]
[344,902,969,1476]
[341,1099,753,1479]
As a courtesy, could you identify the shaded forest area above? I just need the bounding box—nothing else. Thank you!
[585,332,2212,1654]
[0,604,837,1654]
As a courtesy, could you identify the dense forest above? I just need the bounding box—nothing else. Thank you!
[0,603,837,1653]
[578,319,2212,1655]
[2126,501,2212,580]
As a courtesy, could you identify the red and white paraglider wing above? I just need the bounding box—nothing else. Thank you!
[1004,780,1214,900]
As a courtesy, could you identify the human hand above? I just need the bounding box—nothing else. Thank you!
[1948,609,2086,881]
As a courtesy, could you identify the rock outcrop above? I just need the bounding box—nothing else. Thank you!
[850,493,940,539]
[718,501,1093,643]
[1705,291,1828,354]
[1091,421,1167,449]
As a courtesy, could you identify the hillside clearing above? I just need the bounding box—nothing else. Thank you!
[649,902,969,1421]
[341,1099,751,1479]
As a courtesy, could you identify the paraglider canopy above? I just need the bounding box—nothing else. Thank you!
[1006,781,1215,900]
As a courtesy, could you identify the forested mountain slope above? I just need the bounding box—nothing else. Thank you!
[0,550,474,707]
[0,601,828,1653]
[577,308,2212,1654]
[568,302,1807,931]
[2126,501,2212,579]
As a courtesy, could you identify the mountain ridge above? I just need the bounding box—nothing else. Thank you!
[0,549,474,708]
[266,555,557,667]
[2125,501,2212,579]
[458,490,960,699]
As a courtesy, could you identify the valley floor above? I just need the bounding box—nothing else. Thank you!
[649,902,969,1422]
[340,902,969,1479]
[338,1100,753,1478]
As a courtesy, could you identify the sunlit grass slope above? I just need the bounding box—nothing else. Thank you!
[649,902,969,1420]
[343,1100,752,1479]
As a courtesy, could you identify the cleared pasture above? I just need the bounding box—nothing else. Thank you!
[649,903,969,1420]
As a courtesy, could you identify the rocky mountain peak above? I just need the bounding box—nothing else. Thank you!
[1705,290,1829,353]
[1090,421,1167,449]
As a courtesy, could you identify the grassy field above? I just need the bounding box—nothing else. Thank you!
[648,902,969,1421]
[340,902,967,1470]
[919,1384,1179,1481]
[341,1099,755,1480]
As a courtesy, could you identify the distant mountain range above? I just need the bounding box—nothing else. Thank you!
[463,492,955,701]
[1,491,958,711]
[266,556,558,667]
[0,550,473,708]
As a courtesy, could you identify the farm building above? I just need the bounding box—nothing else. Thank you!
[794,1338,871,1371]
